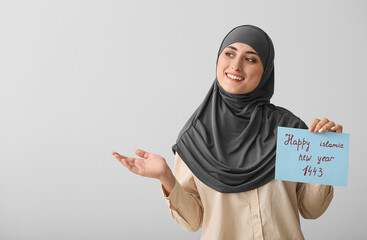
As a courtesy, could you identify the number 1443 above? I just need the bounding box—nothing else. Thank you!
[302,165,323,177]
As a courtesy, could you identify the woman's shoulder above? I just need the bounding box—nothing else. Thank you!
[265,103,308,129]
[265,103,299,117]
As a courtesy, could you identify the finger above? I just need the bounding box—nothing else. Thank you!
[124,156,143,175]
[119,156,139,173]
[322,121,336,132]
[120,157,131,169]
[315,118,329,133]
[111,152,142,174]
[331,124,343,133]
[135,149,149,159]
[111,152,134,167]
[309,119,320,132]
[111,152,129,161]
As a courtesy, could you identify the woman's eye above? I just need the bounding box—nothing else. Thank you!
[246,58,255,63]
[225,52,234,57]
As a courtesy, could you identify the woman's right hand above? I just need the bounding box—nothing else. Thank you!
[111,149,170,181]
[111,149,176,195]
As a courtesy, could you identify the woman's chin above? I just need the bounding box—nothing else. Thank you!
[222,83,246,94]
[225,87,246,94]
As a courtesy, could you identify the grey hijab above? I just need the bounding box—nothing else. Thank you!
[172,25,307,193]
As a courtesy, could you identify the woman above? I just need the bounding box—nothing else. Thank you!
[111,25,343,239]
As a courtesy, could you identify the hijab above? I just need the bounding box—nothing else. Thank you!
[172,25,308,193]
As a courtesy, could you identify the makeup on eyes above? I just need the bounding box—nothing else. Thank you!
[225,51,256,63]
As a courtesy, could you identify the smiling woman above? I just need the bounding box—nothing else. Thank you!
[217,43,264,94]
[111,25,344,240]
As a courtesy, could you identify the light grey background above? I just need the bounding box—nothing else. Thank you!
[1,0,366,239]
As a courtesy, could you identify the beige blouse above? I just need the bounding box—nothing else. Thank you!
[161,153,334,240]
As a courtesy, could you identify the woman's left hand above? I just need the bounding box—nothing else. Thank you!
[308,118,343,133]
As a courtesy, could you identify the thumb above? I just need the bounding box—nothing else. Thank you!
[135,149,149,159]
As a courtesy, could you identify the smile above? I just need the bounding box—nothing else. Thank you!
[226,73,244,81]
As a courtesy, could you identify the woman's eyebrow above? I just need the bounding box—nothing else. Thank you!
[246,51,258,56]
[227,46,238,51]
[226,46,258,56]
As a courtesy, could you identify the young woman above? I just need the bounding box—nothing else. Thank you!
[111,25,343,240]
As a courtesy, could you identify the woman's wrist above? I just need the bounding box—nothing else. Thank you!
[160,166,175,196]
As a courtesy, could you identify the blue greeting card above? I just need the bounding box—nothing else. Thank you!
[275,127,350,186]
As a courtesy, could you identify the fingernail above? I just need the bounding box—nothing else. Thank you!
[318,128,323,133]
[331,126,336,130]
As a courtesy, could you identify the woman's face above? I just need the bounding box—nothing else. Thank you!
[216,42,264,94]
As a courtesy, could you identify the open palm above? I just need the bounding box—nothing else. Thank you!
[111,149,168,180]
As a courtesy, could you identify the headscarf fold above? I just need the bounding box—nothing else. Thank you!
[172,25,307,193]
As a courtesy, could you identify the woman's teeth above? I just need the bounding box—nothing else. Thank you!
[226,73,244,80]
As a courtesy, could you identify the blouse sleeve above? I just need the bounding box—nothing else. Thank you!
[296,182,334,219]
[161,152,204,232]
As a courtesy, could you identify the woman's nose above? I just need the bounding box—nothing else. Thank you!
[231,60,242,71]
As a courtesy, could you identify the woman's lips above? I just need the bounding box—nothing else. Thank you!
[225,72,244,83]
